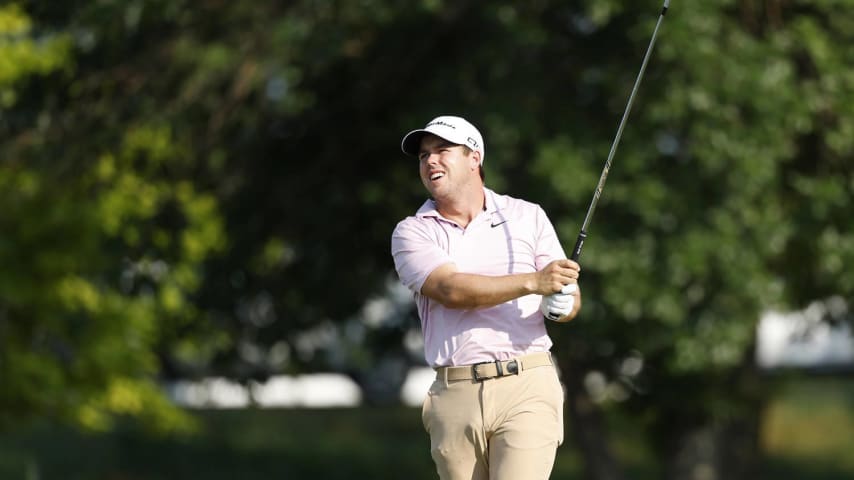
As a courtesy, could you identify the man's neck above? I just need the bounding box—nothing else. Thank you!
[435,186,486,228]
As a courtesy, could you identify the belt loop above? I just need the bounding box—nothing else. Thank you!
[442,367,449,388]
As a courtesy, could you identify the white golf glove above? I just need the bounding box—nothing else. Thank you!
[541,284,577,321]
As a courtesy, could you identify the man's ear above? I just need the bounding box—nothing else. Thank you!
[471,151,481,170]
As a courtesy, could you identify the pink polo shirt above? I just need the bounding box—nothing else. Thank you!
[391,188,567,368]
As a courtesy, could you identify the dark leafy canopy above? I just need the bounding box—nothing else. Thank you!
[2,0,852,447]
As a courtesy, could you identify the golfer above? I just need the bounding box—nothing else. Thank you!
[391,115,582,480]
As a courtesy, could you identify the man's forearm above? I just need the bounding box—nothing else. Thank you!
[423,267,537,309]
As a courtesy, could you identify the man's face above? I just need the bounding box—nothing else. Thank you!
[418,134,479,199]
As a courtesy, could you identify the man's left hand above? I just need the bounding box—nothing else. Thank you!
[541,284,577,321]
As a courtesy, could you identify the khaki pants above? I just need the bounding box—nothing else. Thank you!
[422,353,564,480]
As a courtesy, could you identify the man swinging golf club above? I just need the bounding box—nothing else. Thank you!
[391,115,581,479]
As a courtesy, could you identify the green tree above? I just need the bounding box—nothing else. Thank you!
[0,3,223,433]
[534,1,854,478]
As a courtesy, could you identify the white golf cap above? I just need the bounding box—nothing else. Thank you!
[401,115,485,164]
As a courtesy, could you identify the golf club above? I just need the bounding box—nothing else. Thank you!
[570,0,670,262]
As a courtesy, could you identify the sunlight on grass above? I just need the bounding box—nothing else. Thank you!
[762,378,854,471]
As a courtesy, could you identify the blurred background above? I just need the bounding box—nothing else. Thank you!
[1,0,853,478]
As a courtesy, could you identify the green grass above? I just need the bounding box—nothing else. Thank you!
[1,377,852,479]
[0,408,437,480]
[761,377,854,480]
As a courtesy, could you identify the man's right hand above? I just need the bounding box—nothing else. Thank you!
[533,259,581,295]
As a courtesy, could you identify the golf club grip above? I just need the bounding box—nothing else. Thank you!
[570,231,587,262]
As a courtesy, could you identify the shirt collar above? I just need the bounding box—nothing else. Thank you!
[416,187,505,219]
[483,187,507,214]
[415,198,439,218]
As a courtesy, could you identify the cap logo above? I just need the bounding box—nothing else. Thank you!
[466,137,479,149]
[427,120,456,129]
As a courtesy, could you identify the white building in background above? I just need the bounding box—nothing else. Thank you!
[400,367,437,406]
[756,297,854,370]
[166,369,436,409]
[167,374,363,409]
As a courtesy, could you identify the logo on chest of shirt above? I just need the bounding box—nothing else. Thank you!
[490,219,508,228]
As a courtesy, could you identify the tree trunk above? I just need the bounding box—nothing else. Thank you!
[663,415,761,480]
[660,359,765,480]
[564,363,627,480]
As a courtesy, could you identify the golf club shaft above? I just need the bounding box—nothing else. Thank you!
[570,0,669,262]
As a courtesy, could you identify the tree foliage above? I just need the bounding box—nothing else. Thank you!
[1,0,852,474]
[1,2,223,433]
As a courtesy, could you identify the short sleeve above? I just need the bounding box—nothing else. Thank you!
[534,205,568,270]
[391,217,454,294]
